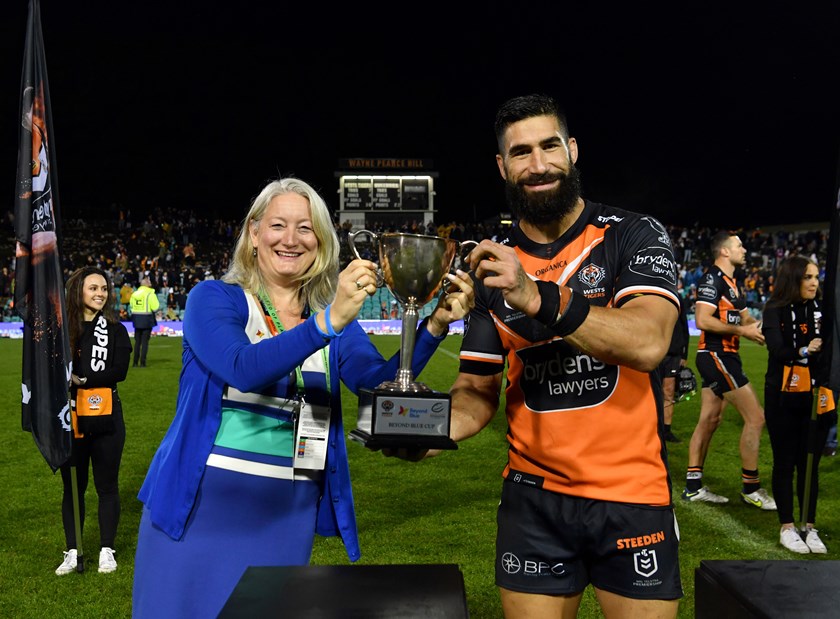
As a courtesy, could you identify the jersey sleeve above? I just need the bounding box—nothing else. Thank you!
[613,215,680,310]
[458,282,506,375]
[695,272,723,309]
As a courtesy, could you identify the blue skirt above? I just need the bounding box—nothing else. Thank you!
[132,464,320,619]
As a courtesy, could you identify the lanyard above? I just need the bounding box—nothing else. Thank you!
[256,290,330,397]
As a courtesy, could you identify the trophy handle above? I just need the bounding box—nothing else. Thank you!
[348,229,377,260]
[347,229,385,287]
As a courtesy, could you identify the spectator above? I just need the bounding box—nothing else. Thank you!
[129,275,159,367]
[54,267,131,576]
[119,281,134,312]
[761,256,833,553]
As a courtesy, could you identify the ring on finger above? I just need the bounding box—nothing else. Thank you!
[355,280,364,290]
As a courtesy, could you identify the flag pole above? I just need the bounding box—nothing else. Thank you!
[70,465,85,572]
[798,395,819,532]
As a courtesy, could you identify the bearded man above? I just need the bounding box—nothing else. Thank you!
[415,94,684,618]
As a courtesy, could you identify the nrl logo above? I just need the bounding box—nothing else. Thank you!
[633,549,658,577]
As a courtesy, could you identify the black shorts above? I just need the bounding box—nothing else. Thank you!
[495,479,683,600]
[695,351,749,397]
[657,354,682,379]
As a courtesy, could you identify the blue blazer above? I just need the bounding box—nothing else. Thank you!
[137,279,446,561]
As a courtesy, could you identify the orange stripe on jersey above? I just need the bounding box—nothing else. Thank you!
[518,223,607,285]
[459,351,504,364]
[615,285,681,308]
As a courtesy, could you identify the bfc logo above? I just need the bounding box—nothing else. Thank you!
[500,552,565,577]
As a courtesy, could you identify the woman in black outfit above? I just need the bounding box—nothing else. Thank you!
[55,267,131,575]
[762,256,833,554]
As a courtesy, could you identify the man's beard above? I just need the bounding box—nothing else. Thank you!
[505,165,582,226]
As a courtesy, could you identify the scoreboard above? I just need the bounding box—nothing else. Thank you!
[339,175,431,211]
[336,158,437,228]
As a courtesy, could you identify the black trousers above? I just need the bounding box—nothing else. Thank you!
[764,387,834,524]
[59,412,126,549]
[134,328,151,365]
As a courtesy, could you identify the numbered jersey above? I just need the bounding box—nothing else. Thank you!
[695,267,745,353]
[459,200,679,506]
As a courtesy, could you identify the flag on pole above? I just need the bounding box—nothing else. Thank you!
[14,0,73,472]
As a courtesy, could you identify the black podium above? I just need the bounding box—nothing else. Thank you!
[695,560,840,618]
[219,563,470,618]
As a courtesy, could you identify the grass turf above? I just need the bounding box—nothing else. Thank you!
[0,335,836,618]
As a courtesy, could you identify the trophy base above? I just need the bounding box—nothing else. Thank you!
[352,388,458,451]
[348,429,458,451]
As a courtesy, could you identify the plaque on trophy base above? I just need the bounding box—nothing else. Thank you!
[349,388,457,450]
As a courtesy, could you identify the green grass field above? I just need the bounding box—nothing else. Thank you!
[1,335,837,618]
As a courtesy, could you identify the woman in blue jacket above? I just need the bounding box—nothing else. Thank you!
[132,177,473,618]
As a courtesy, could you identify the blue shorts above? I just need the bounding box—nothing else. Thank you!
[495,480,683,600]
[696,351,749,397]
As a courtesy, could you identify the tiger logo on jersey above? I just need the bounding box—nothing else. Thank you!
[578,264,606,288]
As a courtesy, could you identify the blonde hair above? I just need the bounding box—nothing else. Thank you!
[222,178,339,310]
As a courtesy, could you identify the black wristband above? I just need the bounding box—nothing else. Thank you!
[534,280,561,325]
[550,288,590,337]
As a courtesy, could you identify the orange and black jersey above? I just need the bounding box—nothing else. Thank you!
[459,200,680,506]
[695,267,746,354]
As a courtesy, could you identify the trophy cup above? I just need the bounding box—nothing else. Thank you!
[346,230,476,450]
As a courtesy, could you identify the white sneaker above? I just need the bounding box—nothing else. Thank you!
[780,528,810,554]
[741,488,777,511]
[55,549,78,575]
[805,528,828,554]
[98,547,117,574]
[681,486,729,504]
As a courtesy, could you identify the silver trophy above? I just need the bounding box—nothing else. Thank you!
[347,230,476,450]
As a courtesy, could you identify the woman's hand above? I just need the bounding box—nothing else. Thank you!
[318,258,379,334]
[427,269,475,336]
[808,337,823,355]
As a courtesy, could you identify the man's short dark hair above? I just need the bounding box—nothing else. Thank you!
[494,94,569,153]
[710,230,735,257]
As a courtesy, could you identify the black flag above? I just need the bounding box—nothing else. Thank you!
[14,0,73,472]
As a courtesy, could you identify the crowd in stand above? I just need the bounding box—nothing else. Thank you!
[0,206,832,324]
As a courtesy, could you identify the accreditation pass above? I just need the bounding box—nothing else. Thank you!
[294,402,330,470]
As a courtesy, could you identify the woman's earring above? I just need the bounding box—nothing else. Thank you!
[252,247,257,257]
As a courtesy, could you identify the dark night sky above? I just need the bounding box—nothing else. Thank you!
[2,2,840,230]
